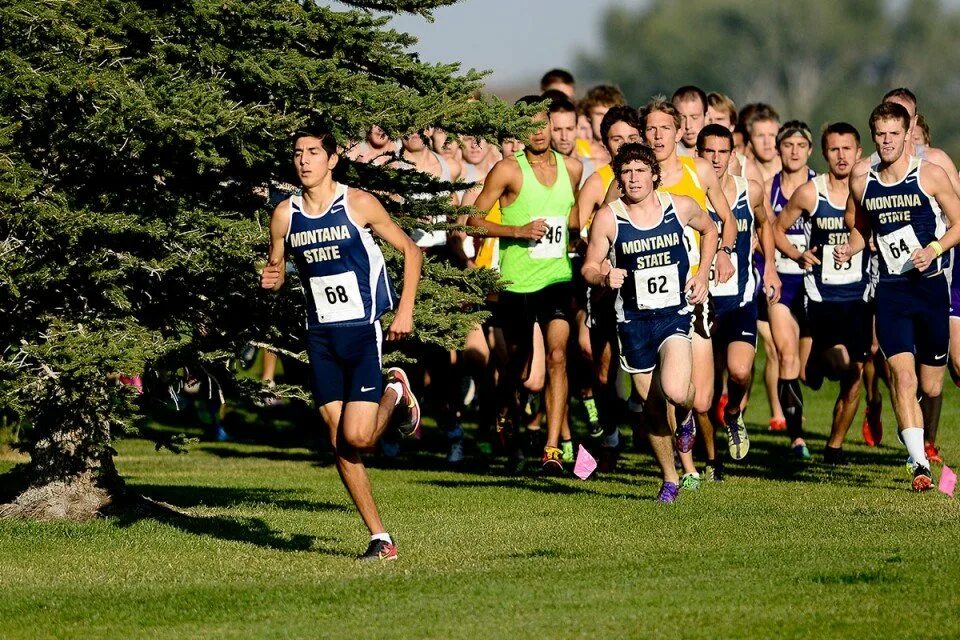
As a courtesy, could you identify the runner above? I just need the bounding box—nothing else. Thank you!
[583,142,717,502]
[696,124,781,480]
[466,96,583,474]
[540,68,576,99]
[672,85,708,158]
[745,103,782,182]
[576,85,627,167]
[766,120,816,458]
[346,125,398,165]
[835,101,960,490]
[549,95,594,185]
[774,123,870,464]
[261,128,423,560]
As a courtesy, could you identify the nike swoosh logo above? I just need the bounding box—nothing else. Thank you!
[741,331,754,336]
[935,353,947,360]
[361,386,376,392]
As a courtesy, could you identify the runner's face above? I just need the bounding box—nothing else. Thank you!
[619,159,655,202]
[368,125,390,147]
[823,133,860,179]
[526,112,552,153]
[873,118,908,164]
[293,137,337,189]
[402,132,428,152]
[676,98,706,148]
[549,110,578,156]
[749,120,779,163]
[885,95,918,134]
[698,135,732,178]
[460,135,488,165]
[577,114,592,141]
[733,131,745,155]
[544,81,575,99]
[501,137,524,155]
[706,106,733,130]
[778,134,812,172]
[590,106,610,141]
[644,110,681,162]
[605,121,642,157]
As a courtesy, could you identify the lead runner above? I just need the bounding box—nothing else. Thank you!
[261,128,424,559]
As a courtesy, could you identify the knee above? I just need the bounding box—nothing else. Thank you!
[662,380,691,408]
[342,426,375,451]
[728,362,752,387]
[922,376,943,398]
[778,351,799,373]
[891,367,918,395]
[546,346,567,370]
[693,385,713,414]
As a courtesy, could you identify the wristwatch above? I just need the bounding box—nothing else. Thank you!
[720,245,734,256]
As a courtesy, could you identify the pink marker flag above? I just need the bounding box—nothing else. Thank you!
[573,445,598,480]
[939,465,957,497]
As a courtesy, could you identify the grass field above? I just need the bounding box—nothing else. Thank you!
[2,361,960,639]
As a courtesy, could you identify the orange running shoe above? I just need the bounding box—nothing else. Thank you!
[862,402,882,447]
[714,393,729,425]
[768,417,787,432]
[912,465,933,492]
[925,442,943,464]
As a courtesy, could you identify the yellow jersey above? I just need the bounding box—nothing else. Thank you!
[474,202,501,270]
[658,156,706,275]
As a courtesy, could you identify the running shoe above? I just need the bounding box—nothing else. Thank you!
[714,393,728,425]
[675,410,696,454]
[925,442,943,465]
[588,421,604,440]
[703,461,723,482]
[541,446,564,475]
[560,440,575,464]
[214,425,230,442]
[905,455,915,472]
[380,436,400,459]
[793,443,811,460]
[357,538,398,561]
[912,465,933,492]
[823,446,846,466]
[446,425,465,464]
[387,367,421,439]
[768,417,787,432]
[726,413,750,460]
[680,472,701,491]
[862,402,882,446]
[656,481,680,504]
[598,429,621,473]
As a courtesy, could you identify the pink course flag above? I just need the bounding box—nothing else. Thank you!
[574,445,598,480]
[939,465,957,497]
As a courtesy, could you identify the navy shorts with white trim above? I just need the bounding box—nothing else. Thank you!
[306,322,383,407]
[875,275,949,367]
[618,312,693,374]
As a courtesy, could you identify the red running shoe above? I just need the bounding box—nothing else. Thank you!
[912,465,933,492]
[925,442,943,464]
[768,417,787,432]
[357,538,398,561]
[861,402,882,446]
[714,393,729,425]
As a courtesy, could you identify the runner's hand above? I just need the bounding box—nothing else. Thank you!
[911,246,937,272]
[386,309,414,341]
[764,269,782,305]
[715,251,735,283]
[260,258,284,290]
[833,243,852,264]
[686,273,709,305]
[518,218,547,241]
[604,267,627,289]
[797,246,821,270]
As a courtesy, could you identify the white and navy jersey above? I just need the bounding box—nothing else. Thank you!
[611,193,691,322]
[409,152,453,249]
[804,175,870,303]
[708,176,756,308]
[285,183,395,329]
[862,156,946,283]
[771,168,816,277]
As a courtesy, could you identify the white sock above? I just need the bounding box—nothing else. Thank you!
[371,532,393,544]
[901,427,929,468]
[385,382,403,407]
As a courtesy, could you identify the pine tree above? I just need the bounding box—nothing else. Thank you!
[0,0,532,519]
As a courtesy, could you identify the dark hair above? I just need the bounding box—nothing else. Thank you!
[820,122,861,155]
[640,96,681,130]
[696,124,734,152]
[776,120,813,147]
[613,142,661,191]
[540,68,575,91]
[292,128,338,156]
[742,102,781,136]
[600,105,641,147]
[581,84,627,113]
[869,101,911,135]
[515,94,549,112]
[671,85,708,113]
[546,94,577,115]
[882,87,918,110]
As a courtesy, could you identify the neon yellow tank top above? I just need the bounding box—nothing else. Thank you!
[658,156,705,275]
[499,150,574,293]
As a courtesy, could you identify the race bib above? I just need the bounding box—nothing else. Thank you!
[878,226,922,275]
[709,254,740,297]
[309,272,364,324]
[634,264,682,310]
[821,244,863,285]
[775,236,807,275]
[528,216,566,259]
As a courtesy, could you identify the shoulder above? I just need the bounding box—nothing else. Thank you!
[919,157,951,189]
[346,187,383,213]
[923,147,957,173]
[692,156,714,178]
[447,156,463,181]
[747,178,765,202]
[794,179,817,199]
[670,193,701,214]
[562,153,583,175]
[851,157,872,179]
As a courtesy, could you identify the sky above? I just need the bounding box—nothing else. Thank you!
[326,0,648,90]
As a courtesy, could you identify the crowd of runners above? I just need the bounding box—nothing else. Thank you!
[260,69,960,559]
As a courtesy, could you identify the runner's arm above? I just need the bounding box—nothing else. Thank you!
[697,158,735,282]
[775,181,819,266]
[260,201,290,291]
[466,162,545,240]
[836,175,868,263]
[581,207,621,288]
[912,162,960,272]
[750,179,782,303]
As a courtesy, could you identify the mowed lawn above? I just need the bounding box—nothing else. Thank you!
[2,363,960,640]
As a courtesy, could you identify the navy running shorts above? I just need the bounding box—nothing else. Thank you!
[618,312,693,374]
[807,299,872,362]
[875,275,949,366]
[306,322,384,407]
[713,299,759,349]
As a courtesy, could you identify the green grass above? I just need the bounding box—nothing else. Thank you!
[2,366,960,639]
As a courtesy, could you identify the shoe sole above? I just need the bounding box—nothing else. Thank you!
[912,476,933,492]
[728,430,750,461]
[388,367,421,439]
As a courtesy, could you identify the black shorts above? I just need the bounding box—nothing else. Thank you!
[306,322,383,407]
[692,296,716,339]
[875,276,950,366]
[714,299,759,349]
[770,286,809,334]
[807,299,872,362]
[494,281,574,342]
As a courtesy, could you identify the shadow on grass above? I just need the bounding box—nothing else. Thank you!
[105,486,352,557]
[421,476,657,502]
